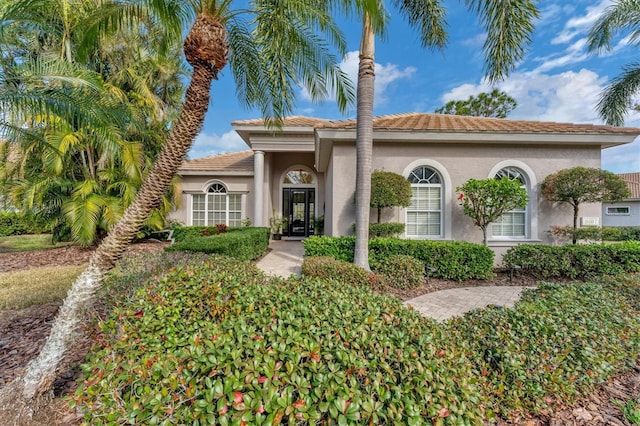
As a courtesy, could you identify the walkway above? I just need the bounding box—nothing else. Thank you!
[255,240,534,321]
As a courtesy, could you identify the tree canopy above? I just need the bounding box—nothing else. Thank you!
[541,167,630,243]
[457,177,528,245]
[370,170,412,223]
[435,89,517,118]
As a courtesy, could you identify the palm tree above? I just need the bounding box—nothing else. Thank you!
[0,0,186,245]
[5,0,355,403]
[588,0,640,126]
[350,0,538,269]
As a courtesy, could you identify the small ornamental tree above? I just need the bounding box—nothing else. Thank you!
[370,170,412,223]
[541,167,630,244]
[457,178,528,245]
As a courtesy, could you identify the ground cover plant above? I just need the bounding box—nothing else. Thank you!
[0,264,86,310]
[76,257,484,425]
[75,252,640,425]
[447,280,640,418]
[301,256,385,289]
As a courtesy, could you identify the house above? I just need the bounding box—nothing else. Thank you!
[602,172,640,227]
[170,113,640,259]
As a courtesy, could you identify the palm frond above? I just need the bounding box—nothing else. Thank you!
[597,62,640,126]
[466,0,538,82]
[392,0,447,49]
[588,0,640,52]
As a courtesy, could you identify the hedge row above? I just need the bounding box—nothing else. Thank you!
[551,225,640,242]
[503,241,640,279]
[76,259,640,424]
[165,227,270,261]
[170,225,243,242]
[0,212,45,236]
[304,236,494,281]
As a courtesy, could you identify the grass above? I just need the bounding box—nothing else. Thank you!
[0,264,86,310]
[0,234,71,252]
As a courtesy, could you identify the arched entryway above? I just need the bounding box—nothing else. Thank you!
[281,166,316,237]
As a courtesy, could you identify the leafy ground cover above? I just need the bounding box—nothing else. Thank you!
[74,255,640,425]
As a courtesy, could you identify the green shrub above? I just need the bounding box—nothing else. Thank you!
[304,236,494,281]
[301,256,385,289]
[368,222,405,238]
[448,280,640,417]
[166,227,270,260]
[0,211,43,236]
[503,242,640,279]
[374,255,424,289]
[551,225,640,242]
[76,263,484,425]
[170,225,234,242]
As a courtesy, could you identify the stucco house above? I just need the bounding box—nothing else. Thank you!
[602,172,640,227]
[171,113,640,259]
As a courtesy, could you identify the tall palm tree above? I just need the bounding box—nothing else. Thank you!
[350,0,538,269]
[588,0,640,126]
[8,0,355,402]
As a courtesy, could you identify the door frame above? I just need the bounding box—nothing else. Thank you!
[282,188,315,237]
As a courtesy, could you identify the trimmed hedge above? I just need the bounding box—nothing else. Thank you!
[503,241,640,279]
[0,212,44,236]
[374,254,424,289]
[551,225,640,242]
[76,260,483,425]
[448,281,640,417]
[301,256,385,289]
[368,222,405,238]
[170,225,239,242]
[304,236,494,281]
[165,227,270,261]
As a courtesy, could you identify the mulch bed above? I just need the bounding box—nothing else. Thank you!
[1,244,639,425]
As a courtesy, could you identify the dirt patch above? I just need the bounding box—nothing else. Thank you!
[1,245,639,425]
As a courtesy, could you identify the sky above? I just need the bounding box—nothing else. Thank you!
[190,0,640,174]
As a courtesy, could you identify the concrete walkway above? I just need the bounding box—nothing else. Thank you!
[256,240,305,278]
[255,240,534,321]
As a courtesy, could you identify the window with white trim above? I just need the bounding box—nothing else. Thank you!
[406,166,442,237]
[192,183,242,226]
[492,167,527,238]
[606,206,630,215]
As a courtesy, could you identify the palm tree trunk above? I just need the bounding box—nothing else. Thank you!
[19,63,215,400]
[353,13,375,271]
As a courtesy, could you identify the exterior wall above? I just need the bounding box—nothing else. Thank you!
[170,174,254,226]
[602,200,640,226]
[324,155,335,236]
[325,141,602,263]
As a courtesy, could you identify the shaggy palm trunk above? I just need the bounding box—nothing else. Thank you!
[353,14,375,271]
[18,15,225,400]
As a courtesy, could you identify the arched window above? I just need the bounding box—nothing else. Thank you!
[284,168,315,185]
[492,167,527,238]
[192,182,242,226]
[406,166,442,238]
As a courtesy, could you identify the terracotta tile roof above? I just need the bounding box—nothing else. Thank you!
[316,112,640,135]
[232,116,330,127]
[179,150,254,172]
[618,172,640,199]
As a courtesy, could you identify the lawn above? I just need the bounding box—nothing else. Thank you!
[0,264,86,310]
[0,234,70,253]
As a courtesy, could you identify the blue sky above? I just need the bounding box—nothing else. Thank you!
[190,0,640,174]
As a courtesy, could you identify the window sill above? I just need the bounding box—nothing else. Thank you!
[488,239,541,247]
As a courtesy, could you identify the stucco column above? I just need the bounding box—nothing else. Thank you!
[253,150,265,226]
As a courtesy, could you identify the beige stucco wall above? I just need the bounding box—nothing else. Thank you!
[169,174,254,226]
[326,141,603,263]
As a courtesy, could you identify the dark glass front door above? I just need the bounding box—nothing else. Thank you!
[283,188,315,237]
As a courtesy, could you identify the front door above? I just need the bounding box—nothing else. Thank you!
[283,188,315,237]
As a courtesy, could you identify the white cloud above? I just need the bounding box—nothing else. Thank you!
[188,130,247,159]
[533,38,590,73]
[300,51,416,106]
[551,0,612,44]
[438,67,640,173]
